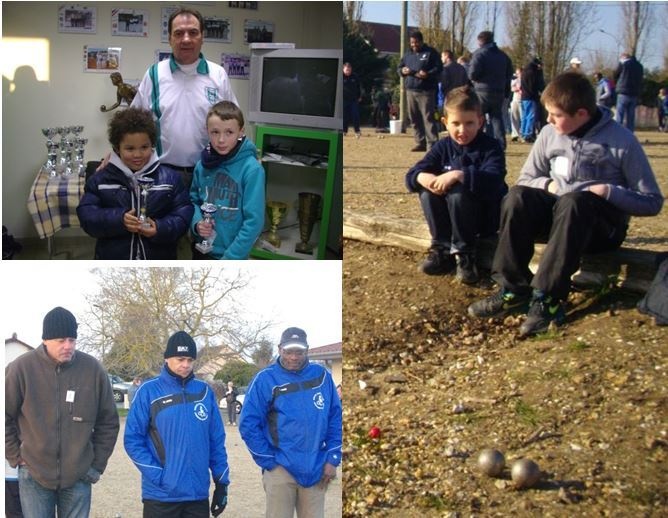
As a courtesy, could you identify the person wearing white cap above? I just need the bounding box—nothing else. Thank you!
[239,327,342,518]
[569,57,583,72]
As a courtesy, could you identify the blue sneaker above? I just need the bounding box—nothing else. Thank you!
[519,292,566,337]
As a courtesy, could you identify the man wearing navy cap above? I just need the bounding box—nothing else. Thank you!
[124,331,230,517]
[5,306,119,517]
[240,327,342,518]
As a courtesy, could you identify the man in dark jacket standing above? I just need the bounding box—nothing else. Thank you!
[469,31,513,149]
[342,62,362,137]
[520,57,546,142]
[398,31,443,152]
[613,52,644,131]
[438,50,469,108]
[5,307,120,517]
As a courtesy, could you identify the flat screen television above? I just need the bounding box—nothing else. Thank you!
[248,48,343,131]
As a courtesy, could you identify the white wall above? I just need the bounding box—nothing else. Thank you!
[2,1,342,238]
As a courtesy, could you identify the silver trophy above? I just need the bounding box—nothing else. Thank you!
[74,137,88,176]
[195,203,218,254]
[137,177,154,230]
[41,128,58,176]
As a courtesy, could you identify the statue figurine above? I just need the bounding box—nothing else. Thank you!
[100,72,138,112]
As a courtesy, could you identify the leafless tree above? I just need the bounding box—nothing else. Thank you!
[343,0,365,31]
[410,1,449,53]
[79,267,273,377]
[452,1,480,58]
[621,1,654,63]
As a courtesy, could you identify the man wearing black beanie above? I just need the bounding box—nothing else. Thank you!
[125,330,230,517]
[5,306,120,517]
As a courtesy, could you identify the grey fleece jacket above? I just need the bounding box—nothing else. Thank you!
[5,345,119,490]
[517,107,663,218]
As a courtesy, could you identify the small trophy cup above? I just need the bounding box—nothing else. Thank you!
[137,177,154,230]
[265,201,288,248]
[195,202,218,254]
[295,192,322,254]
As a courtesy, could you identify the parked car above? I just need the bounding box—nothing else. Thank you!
[108,374,132,403]
[219,386,247,414]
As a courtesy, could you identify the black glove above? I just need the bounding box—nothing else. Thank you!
[211,482,228,517]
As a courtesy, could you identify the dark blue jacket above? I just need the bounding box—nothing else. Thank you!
[343,71,362,103]
[239,360,342,488]
[613,56,644,97]
[124,367,229,502]
[406,132,508,203]
[77,153,193,259]
[398,43,442,92]
[469,43,513,97]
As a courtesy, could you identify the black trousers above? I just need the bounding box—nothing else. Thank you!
[143,498,208,518]
[491,186,627,301]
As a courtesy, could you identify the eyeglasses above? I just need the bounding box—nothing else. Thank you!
[282,349,307,357]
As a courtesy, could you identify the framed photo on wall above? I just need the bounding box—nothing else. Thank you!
[161,7,179,42]
[228,2,258,9]
[244,19,274,44]
[155,50,172,63]
[112,8,149,37]
[222,54,250,79]
[83,45,121,73]
[58,4,96,34]
[203,16,232,43]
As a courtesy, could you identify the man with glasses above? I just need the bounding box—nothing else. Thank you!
[240,327,342,518]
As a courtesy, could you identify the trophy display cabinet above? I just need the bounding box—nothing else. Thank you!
[251,125,342,260]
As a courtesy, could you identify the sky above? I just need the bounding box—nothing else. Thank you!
[1,261,342,356]
[359,0,666,70]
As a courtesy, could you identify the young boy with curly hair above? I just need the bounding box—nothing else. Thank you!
[77,108,193,259]
[468,71,663,336]
[405,85,508,284]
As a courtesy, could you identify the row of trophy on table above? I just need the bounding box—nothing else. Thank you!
[41,126,88,177]
[266,192,322,255]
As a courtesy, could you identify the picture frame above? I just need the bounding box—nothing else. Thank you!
[222,53,250,80]
[244,19,274,44]
[154,50,172,63]
[58,4,96,34]
[161,7,179,43]
[83,45,121,73]
[228,1,258,9]
[203,16,232,43]
[111,8,149,37]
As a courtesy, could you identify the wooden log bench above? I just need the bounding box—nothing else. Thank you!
[343,208,661,293]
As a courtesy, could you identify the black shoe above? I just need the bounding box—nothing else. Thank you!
[511,136,519,142]
[519,293,566,337]
[455,254,479,285]
[468,288,530,318]
[411,144,427,152]
[420,247,455,275]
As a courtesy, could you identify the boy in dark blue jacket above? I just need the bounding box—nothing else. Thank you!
[77,108,193,259]
[406,85,507,284]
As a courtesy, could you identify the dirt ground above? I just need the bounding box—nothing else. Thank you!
[342,129,668,516]
[91,416,342,517]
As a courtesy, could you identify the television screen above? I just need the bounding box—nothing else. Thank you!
[248,48,343,130]
[260,57,338,118]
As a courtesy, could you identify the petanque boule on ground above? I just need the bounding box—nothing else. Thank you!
[478,448,506,477]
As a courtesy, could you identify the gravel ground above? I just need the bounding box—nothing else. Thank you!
[91,416,342,517]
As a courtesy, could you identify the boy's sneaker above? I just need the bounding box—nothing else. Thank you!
[420,247,455,275]
[455,254,479,285]
[519,293,566,337]
[468,288,530,318]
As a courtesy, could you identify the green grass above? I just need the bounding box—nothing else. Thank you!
[514,399,540,426]
[118,408,129,418]
[568,340,592,351]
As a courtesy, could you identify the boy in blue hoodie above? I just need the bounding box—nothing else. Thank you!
[405,85,508,284]
[190,101,265,259]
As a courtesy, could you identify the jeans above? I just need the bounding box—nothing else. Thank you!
[520,100,537,139]
[18,465,91,518]
[343,100,361,134]
[615,93,637,132]
[491,186,627,301]
[419,183,498,255]
[476,90,506,149]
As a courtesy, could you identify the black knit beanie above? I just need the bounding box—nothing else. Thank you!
[42,306,78,340]
[164,331,197,359]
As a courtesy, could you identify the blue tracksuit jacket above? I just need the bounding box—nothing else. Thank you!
[239,360,342,488]
[124,367,229,502]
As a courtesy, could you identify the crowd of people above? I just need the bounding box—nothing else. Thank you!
[6,308,342,518]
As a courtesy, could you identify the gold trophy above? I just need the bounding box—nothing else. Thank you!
[295,192,322,254]
[265,201,288,248]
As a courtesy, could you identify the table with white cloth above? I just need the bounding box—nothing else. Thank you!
[26,169,85,258]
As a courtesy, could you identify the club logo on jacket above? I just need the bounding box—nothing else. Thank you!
[206,87,219,104]
[313,392,325,410]
[194,402,209,421]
